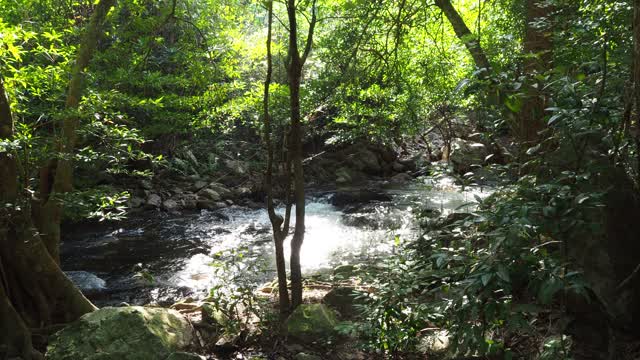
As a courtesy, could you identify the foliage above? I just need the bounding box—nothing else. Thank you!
[206,247,270,337]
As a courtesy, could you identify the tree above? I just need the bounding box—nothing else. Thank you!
[285,0,317,309]
[263,0,293,315]
[516,0,553,142]
[0,1,114,357]
[634,0,640,179]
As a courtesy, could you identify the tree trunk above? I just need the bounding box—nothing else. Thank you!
[435,0,491,73]
[36,0,116,264]
[634,0,640,183]
[516,0,553,142]
[286,0,316,309]
[263,0,291,315]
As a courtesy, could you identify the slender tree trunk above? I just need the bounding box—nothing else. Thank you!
[517,0,553,142]
[286,0,316,309]
[263,0,291,315]
[36,0,116,264]
[634,0,640,183]
[435,0,490,72]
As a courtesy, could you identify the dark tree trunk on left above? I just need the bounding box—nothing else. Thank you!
[0,1,114,358]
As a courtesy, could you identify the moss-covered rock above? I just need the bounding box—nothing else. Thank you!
[46,306,195,360]
[286,304,338,343]
[322,287,365,319]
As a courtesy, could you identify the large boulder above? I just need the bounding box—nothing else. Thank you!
[46,306,196,360]
[146,193,162,208]
[322,287,364,319]
[348,148,382,175]
[446,138,488,173]
[197,188,221,202]
[286,304,338,342]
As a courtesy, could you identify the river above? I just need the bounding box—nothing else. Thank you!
[61,176,491,306]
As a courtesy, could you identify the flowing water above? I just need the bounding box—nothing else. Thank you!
[61,176,491,306]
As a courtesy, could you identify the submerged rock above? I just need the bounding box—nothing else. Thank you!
[146,193,162,208]
[330,189,391,208]
[286,304,338,342]
[294,353,322,360]
[46,306,195,360]
[65,271,106,294]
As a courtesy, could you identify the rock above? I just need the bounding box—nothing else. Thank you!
[141,179,153,190]
[214,333,240,351]
[286,304,338,342]
[129,196,145,208]
[389,172,412,184]
[208,183,233,199]
[437,212,472,228]
[335,167,351,184]
[391,162,406,172]
[166,352,206,360]
[330,190,391,208]
[197,200,224,210]
[322,287,364,319]
[417,330,451,355]
[294,353,322,360]
[224,160,248,175]
[234,186,252,198]
[46,306,195,360]
[163,199,180,211]
[201,303,231,327]
[179,194,199,209]
[349,148,381,174]
[197,188,221,201]
[446,138,488,173]
[192,180,208,191]
[285,344,305,353]
[65,271,106,294]
[146,193,162,208]
[341,214,379,229]
[333,264,357,278]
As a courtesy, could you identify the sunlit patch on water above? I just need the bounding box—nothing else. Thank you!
[170,179,492,295]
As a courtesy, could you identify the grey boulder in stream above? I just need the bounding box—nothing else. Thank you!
[46,306,199,360]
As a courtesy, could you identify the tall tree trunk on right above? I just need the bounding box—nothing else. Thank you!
[263,0,291,315]
[517,0,553,142]
[286,0,317,309]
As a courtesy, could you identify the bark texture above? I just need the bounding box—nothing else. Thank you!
[634,0,640,180]
[517,0,553,142]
